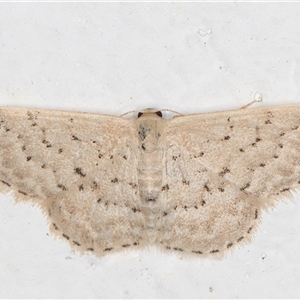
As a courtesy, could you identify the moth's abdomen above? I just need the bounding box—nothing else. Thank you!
[136,116,167,243]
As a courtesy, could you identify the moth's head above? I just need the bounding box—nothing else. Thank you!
[137,108,162,119]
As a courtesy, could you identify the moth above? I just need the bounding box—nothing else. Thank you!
[0,105,299,257]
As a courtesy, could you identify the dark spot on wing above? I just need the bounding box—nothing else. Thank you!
[26,156,32,161]
[1,180,10,186]
[91,181,98,191]
[265,120,272,124]
[260,163,265,167]
[227,242,233,248]
[237,237,244,242]
[52,223,59,230]
[62,233,69,240]
[240,182,250,191]
[182,180,189,185]
[18,190,27,195]
[87,248,94,251]
[122,244,130,248]
[255,209,258,219]
[74,168,86,177]
[210,249,219,253]
[219,167,230,177]
[204,184,210,192]
[161,184,169,191]
[72,135,81,141]
[79,184,84,191]
[129,183,138,189]
[173,247,183,251]
[105,247,113,251]
[57,184,67,191]
[146,196,157,202]
[194,152,204,158]
[111,178,118,183]
[132,207,141,213]
[192,250,203,254]
[73,241,81,246]
[42,139,52,147]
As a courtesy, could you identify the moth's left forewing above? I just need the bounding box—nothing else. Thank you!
[0,108,144,255]
[0,108,137,202]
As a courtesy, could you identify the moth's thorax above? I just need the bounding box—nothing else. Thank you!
[134,110,167,242]
[135,109,167,152]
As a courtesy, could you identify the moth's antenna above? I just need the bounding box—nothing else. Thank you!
[120,110,138,117]
[240,94,263,110]
[160,109,182,115]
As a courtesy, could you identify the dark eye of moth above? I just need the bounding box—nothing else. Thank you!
[155,111,163,118]
[138,112,143,118]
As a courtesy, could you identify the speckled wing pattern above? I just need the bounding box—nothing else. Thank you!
[0,108,144,255]
[0,105,300,257]
[158,106,300,255]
